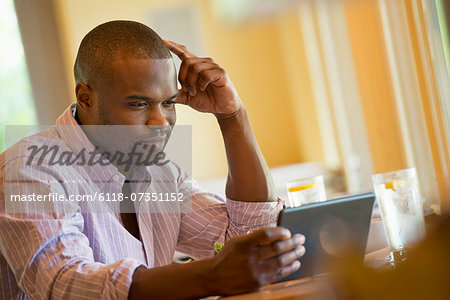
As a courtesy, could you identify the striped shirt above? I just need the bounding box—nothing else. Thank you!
[0,104,283,300]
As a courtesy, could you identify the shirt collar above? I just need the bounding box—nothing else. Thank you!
[56,104,123,189]
[55,104,152,186]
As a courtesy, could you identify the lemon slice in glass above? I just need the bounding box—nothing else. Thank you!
[288,183,316,193]
[385,179,413,191]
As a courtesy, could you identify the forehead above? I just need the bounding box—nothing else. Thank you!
[105,58,177,95]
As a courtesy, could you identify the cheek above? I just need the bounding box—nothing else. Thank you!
[165,108,176,125]
[97,99,130,124]
[107,112,137,125]
[96,99,114,124]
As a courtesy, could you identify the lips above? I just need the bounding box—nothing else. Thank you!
[139,136,167,150]
[138,127,171,148]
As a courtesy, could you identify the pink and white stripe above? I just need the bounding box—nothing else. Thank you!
[0,104,282,300]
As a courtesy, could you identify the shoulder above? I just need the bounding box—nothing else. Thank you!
[1,126,70,179]
[2,127,66,164]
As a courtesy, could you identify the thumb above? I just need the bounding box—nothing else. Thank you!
[175,89,188,105]
[246,227,292,247]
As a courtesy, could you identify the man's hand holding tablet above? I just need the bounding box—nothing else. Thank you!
[207,227,306,296]
[130,227,305,298]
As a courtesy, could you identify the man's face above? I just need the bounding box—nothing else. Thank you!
[82,57,179,165]
[96,57,178,127]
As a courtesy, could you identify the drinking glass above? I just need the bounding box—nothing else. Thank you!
[286,175,326,208]
[372,168,426,265]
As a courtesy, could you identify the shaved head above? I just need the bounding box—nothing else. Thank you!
[74,20,172,88]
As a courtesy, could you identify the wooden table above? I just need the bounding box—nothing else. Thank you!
[219,246,390,300]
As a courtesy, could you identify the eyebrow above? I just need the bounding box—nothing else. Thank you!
[126,92,180,102]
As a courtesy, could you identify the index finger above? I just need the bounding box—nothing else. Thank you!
[246,227,292,247]
[163,40,196,59]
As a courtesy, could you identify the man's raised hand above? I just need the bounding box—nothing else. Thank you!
[164,40,242,118]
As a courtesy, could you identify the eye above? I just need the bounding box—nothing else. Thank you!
[162,99,176,107]
[129,102,148,109]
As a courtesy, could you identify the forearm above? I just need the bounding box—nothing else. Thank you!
[217,107,276,202]
[129,258,217,300]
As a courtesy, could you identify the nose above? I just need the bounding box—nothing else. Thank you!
[146,107,170,127]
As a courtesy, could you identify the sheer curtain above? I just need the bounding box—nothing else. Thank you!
[378,0,449,211]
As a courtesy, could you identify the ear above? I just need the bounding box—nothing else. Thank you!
[75,82,95,111]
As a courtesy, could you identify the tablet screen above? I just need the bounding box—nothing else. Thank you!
[276,193,375,282]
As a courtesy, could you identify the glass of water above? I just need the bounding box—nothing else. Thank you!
[286,175,326,208]
[372,168,426,265]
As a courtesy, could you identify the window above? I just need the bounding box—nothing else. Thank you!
[0,0,37,151]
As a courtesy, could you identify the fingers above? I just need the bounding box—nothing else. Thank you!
[163,40,195,59]
[249,229,305,283]
[164,40,226,96]
[258,233,305,261]
[260,243,305,283]
[213,228,306,291]
[196,69,227,91]
[274,260,301,281]
[175,89,188,105]
[178,57,209,88]
[180,59,218,95]
[245,227,292,247]
[179,58,225,96]
[263,244,305,270]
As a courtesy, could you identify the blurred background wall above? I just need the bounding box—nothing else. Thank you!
[2,0,449,210]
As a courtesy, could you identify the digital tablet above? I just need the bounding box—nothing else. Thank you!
[276,193,375,282]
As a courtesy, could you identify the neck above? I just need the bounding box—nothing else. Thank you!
[75,104,137,178]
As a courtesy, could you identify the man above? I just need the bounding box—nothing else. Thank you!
[0,21,305,299]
